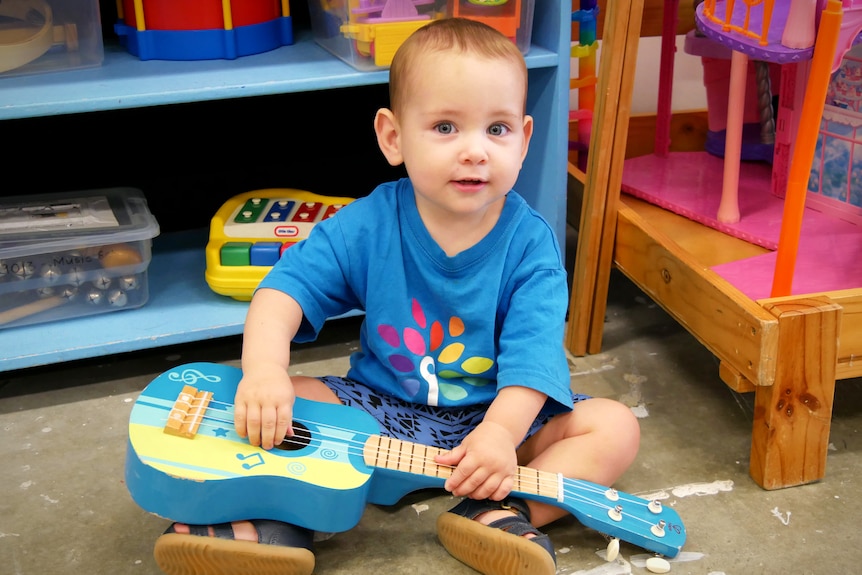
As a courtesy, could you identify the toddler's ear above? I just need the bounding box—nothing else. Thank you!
[520,114,534,163]
[374,108,404,166]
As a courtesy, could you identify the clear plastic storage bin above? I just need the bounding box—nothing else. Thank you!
[0,0,104,78]
[308,0,534,71]
[0,188,159,329]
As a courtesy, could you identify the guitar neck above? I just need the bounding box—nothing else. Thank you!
[362,435,560,502]
[361,434,687,559]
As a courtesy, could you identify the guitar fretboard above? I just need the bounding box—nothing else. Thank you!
[363,435,561,500]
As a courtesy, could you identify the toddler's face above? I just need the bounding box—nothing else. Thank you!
[396,50,532,220]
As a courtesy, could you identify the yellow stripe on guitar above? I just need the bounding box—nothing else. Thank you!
[129,423,371,489]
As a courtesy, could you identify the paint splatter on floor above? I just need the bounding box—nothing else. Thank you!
[640,479,734,501]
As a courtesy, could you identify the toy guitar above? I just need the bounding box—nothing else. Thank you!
[125,362,686,558]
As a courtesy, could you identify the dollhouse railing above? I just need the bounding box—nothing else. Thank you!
[702,0,775,46]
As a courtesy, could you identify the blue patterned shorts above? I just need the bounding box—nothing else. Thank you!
[319,376,590,451]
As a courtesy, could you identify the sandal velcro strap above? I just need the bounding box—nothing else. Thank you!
[253,520,314,551]
[448,496,533,521]
[210,523,236,539]
[183,524,218,537]
[487,514,543,538]
[162,520,314,552]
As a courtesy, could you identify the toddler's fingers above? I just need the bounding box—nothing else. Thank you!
[276,409,293,446]
[244,408,263,448]
[233,402,248,439]
[487,476,514,501]
[260,405,279,450]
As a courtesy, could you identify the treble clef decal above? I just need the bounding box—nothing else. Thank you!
[168,368,221,386]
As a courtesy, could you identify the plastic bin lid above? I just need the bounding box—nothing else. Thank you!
[0,187,160,259]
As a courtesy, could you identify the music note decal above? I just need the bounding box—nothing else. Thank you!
[236,452,265,470]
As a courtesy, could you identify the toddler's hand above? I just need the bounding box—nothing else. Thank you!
[435,421,518,501]
[233,366,296,450]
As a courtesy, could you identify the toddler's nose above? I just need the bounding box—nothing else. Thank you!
[459,133,489,164]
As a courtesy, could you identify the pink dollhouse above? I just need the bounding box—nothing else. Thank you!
[568,0,862,493]
[619,0,862,300]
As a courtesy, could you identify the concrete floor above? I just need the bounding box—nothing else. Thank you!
[1,269,860,575]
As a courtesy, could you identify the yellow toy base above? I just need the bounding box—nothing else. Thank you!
[205,189,355,300]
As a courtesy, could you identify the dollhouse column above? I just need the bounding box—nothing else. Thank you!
[717,49,749,223]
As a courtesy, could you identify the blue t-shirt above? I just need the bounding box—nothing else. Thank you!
[257,178,573,414]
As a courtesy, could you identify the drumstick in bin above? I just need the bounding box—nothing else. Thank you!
[0,296,67,326]
[0,244,142,326]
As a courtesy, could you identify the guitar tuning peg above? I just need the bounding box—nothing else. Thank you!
[645,555,672,573]
[650,518,667,537]
[608,504,623,522]
[605,537,620,561]
[648,499,663,514]
[604,487,619,501]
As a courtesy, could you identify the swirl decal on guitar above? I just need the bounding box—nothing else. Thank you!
[319,448,339,460]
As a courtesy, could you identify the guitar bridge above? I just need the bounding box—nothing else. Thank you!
[164,385,213,438]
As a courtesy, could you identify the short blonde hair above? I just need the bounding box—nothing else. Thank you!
[388,17,528,113]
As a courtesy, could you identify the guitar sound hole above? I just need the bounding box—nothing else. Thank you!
[276,422,311,451]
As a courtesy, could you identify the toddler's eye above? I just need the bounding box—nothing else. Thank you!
[488,123,510,136]
[435,122,455,135]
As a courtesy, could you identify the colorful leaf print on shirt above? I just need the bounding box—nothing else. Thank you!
[377,299,495,406]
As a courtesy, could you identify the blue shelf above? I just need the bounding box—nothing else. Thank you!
[0,230,248,372]
[0,31,559,120]
[0,1,570,372]
[0,228,364,373]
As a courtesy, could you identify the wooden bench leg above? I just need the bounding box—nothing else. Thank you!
[750,297,841,489]
[566,0,644,357]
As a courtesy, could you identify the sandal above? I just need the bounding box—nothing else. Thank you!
[436,497,556,575]
[154,519,315,575]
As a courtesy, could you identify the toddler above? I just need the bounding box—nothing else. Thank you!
[154,17,640,575]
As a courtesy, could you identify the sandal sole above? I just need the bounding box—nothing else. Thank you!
[436,512,556,575]
[154,532,315,575]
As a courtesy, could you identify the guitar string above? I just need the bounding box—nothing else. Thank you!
[186,401,654,510]
[190,400,564,490]
[168,401,663,523]
[190,424,645,522]
[180,406,564,494]
[178,401,661,517]
[194,399,569,496]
